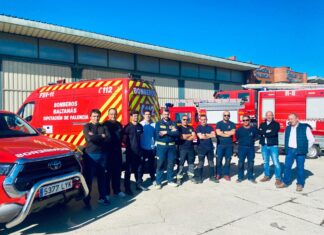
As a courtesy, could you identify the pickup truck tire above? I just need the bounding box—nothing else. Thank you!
[307,145,320,159]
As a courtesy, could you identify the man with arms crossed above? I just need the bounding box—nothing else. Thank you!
[216,111,236,181]
[259,111,282,185]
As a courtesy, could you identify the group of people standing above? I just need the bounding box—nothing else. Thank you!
[82,107,315,207]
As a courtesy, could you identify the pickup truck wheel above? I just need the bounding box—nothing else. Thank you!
[307,145,320,159]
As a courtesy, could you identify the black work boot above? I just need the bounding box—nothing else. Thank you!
[197,168,203,184]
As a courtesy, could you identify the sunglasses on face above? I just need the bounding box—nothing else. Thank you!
[243,119,250,122]
[223,115,230,117]
[182,119,188,121]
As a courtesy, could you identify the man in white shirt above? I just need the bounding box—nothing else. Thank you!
[277,113,315,191]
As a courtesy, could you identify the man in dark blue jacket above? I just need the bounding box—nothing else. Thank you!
[236,115,258,183]
[277,113,315,191]
[155,109,179,189]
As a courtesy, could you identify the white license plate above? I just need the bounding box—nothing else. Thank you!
[39,180,73,197]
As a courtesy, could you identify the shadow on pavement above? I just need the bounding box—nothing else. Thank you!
[2,179,143,235]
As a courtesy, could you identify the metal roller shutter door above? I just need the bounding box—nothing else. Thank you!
[219,83,242,91]
[1,60,72,111]
[82,69,127,80]
[184,80,214,99]
[142,76,178,106]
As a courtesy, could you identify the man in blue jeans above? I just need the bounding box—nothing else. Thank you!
[277,113,315,192]
[259,111,282,186]
[155,109,179,189]
[216,111,236,181]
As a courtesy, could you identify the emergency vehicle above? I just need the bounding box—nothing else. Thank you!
[0,110,88,229]
[216,83,324,158]
[18,76,160,147]
[167,99,245,130]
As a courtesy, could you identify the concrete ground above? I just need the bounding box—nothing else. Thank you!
[3,153,324,235]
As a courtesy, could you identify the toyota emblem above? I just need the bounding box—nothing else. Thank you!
[48,160,62,171]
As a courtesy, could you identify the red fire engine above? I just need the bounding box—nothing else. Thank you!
[216,83,324,158]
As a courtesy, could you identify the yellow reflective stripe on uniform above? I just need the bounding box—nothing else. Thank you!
[156,141,175,146]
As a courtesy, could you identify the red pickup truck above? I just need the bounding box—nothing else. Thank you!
[0,110,88,229]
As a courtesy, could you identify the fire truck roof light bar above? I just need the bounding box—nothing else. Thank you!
[242,83,324,90]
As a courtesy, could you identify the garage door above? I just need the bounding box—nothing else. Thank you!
[142,76,179,106]
[219,83,242,91]
[184,80,214,100]
[1,60,72,111]
[82,69,127,80]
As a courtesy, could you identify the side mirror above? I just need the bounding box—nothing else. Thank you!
[36,127,46,135]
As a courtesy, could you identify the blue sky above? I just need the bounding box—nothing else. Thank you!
[1,0,323,76]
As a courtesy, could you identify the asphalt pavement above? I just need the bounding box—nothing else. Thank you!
[3,153,324,235]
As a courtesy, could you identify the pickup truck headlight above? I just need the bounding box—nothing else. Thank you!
[0,163,13,175]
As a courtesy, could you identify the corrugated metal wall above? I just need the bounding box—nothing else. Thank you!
[184,80,214,99]
[219,83,242,91]
[82,69,127,80]
[142,76,178,106]
[1,60,72,111]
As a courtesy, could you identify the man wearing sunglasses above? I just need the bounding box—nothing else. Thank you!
[216,111,236,181]
[176,115,198,185]
[236,115,258,183]
[196,115,218,184]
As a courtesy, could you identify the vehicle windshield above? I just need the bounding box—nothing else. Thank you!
[0,113,38,138]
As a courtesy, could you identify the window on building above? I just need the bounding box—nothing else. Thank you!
[0,32,37,58]
[109,50,134,70]
[181,63,199,78]
[160,59,179,76]
[199,65,215,80]
[137,55,159,73]
[78,46,107,67]
[231,71,244,83]
[39,39,74,62]
[217,68,231,81]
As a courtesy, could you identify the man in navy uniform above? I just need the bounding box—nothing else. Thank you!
[196,115,218,184]
[277,113,315,191]
[236,115,258,183]
[155,109,179,189]
[176,115,198,185]
[216,111,236,181]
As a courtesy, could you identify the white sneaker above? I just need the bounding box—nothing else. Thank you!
[168,182,179,187]
[155,184,162,190]
[117,192,126,198]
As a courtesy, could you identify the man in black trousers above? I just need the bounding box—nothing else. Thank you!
[104,108,126,198]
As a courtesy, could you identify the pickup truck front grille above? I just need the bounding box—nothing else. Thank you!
[14,155,81,192]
